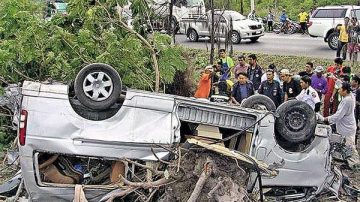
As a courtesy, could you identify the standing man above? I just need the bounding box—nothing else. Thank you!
[298,7,309,34]
[298,62,314,77]
[336,17,350,60]
[311,66,328,100]
[248,10,256,20]
[296,76,321,112]
[233,55,249,79]
[324,58,344,117]
[267,9,275,32]
[230,72,254,105]
[280,69,302,101]
[194,66,214,98]
[351,75,360,136]
[247,54,263,91]
[279,9,288,32]
[317,83,360,170]
[258,69,282,107]
[219,49,235,81]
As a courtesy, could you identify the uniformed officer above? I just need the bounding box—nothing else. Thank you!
[258,69,282,107]
[296,75,321,112]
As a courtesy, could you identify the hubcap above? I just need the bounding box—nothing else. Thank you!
[189,31,196,40]
[331,36,338,48]
[231,33,238,43]
[83,72,113,101]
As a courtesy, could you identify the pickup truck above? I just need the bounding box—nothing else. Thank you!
[11,63,341,201]
[179,10,264,44]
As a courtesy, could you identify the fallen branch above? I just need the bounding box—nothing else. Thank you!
[187,157,214,202]
[207,177,223,199]
[120,175,171,189]
[123,158,164,176]
[99,187,137,202]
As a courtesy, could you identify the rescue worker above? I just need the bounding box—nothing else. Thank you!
[317,82,360,170]
[247,54,263,91]
[258,69,282,107]
[296,75,321,112]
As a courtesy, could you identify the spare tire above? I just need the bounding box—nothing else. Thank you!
[275,100,316,143]
[74,63,122,110]
[240,94,276,111]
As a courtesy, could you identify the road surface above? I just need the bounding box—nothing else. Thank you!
[175,33,336,59]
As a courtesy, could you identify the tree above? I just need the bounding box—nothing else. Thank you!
[0,0,187,91]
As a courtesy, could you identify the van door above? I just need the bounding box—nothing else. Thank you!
[310,8,347,37]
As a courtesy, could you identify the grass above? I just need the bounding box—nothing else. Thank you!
[186,48,360,74]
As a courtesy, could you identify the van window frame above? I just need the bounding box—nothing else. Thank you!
[312,8,347,18]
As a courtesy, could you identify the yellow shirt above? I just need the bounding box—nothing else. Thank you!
[338,25,349,42]
[298,12,309,23]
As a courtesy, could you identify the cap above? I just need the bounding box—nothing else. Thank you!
[205,65,213,72]
[314,66,324,73]
[280,69,290,75]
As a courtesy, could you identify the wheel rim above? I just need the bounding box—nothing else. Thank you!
[330,36,338,48]
[82,71,114,101]
[284,110,306,132]
[231,32,239,43]
[189,31,196,40]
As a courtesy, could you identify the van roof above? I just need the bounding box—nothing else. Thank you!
[316,5,360,10]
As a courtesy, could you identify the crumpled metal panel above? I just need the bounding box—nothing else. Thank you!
[177,101,257,130]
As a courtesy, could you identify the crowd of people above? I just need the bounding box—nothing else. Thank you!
[194,49,360,170]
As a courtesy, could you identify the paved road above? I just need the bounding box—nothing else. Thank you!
[175,33,336,59]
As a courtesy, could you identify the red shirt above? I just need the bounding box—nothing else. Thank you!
[326,65,343,96]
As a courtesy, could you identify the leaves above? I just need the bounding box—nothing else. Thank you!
[0,0,187,91]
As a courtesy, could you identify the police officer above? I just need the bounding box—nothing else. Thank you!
[258,69,282,107]
[296,75,321,112]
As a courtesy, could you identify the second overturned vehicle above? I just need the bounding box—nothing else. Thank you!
[15,63,342,201]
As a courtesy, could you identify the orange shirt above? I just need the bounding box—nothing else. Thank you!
[194,73,212,98]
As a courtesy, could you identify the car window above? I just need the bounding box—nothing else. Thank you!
[353,9,360,19]
[313,9,347,18]
[224,12,246,21]
[213,14,226,23]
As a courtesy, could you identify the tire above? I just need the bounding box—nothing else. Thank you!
[70,98,121,121]
[188,29,199,42]
[328,32,339,50]
[240,94,276,111]
[74,63,122,110]
[250,37,259,42]
[275,100,316,143]
[230,31,241,44]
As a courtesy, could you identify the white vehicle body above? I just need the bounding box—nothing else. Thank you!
[179,10,264,43]
[308,5,360,49]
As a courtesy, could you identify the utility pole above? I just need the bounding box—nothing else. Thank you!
[251,0,255,12]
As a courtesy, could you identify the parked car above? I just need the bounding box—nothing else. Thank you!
[45,0,68,19]
[16,63,340,201]
[308,5,360,50]
[179,10,264,44]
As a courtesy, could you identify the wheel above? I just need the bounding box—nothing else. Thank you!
[328,32,339,50]
[240,94,276,111]
[74,63,122,110]
[275,100,316,143]
[230,31,241,44]
[250,37,259,42]
[188,29,199,42]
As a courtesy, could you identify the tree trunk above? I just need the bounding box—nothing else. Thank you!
[240,0,243,14]
[168,0,175,43]
[210,0,215,64]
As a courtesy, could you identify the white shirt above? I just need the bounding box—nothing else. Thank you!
[328,94,357,137]
[296,86,321,110]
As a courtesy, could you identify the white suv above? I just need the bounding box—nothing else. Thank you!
[308,5,360,50]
